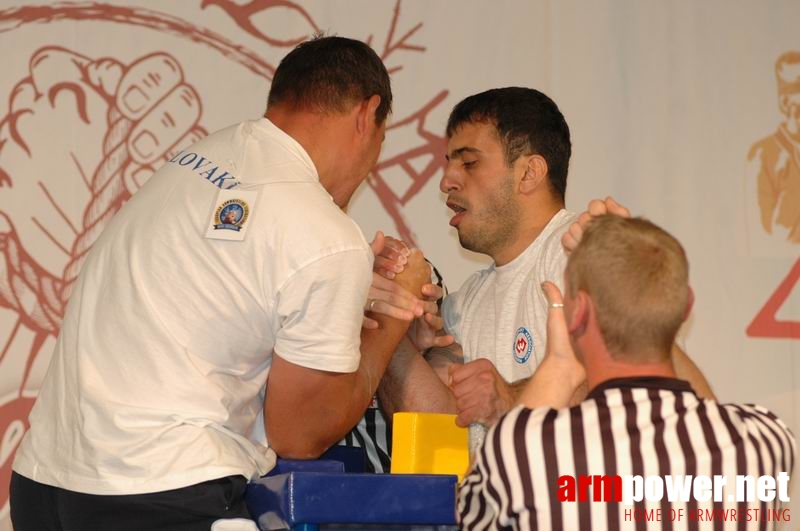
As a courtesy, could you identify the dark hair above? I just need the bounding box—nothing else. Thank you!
[267,35,392,124]
[446,87,571,200]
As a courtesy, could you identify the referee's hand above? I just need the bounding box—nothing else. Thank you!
[515,282,585,409]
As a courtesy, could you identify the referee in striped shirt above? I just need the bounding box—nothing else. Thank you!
[459,214,795,530]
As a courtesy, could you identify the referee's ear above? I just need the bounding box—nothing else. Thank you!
[568,291,590,336]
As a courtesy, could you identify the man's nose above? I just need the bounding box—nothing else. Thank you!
[440,164,462,193]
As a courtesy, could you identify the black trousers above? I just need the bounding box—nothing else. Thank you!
[10,471,252,531]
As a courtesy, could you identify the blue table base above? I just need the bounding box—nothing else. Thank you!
[245,459,458,531]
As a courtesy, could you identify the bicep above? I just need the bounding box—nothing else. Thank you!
[275,249,371,373]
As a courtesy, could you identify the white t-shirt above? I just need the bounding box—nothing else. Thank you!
[442,209,577,384]
[14,118,372,495]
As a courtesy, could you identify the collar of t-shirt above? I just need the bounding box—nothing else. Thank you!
[491,208,571,290]
[239,118,319,185]
[587,376,695,400]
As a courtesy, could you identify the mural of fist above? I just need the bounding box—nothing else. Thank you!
[0,45,205,518]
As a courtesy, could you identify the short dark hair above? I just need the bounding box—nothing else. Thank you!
[267,35,392,124]
[446,87,571,200]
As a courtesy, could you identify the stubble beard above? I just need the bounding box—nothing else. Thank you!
[457,175,521,259]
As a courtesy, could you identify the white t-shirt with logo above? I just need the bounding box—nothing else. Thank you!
[442,209,577,383]
[14,118,372,495]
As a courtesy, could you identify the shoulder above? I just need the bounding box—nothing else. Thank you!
[442,266,493,311]
[716,401,795,441]
[541,210,576,252]
[261,184,368,253]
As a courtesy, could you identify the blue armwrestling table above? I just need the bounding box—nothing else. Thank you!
[245,455,458,531]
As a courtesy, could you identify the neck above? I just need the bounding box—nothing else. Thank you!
[583,349,676,392]
[493,196,563,266]
[266,107,353,208]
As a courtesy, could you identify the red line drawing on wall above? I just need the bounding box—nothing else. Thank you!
[200,0,320,47]
[0,1,449,516]
[746,51,800,340]
[747,258,800,339]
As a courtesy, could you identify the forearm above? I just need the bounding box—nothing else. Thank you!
[265,251,429,458]
[378,339,457,417]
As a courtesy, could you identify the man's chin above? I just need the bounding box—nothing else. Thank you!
[457,232,483,255]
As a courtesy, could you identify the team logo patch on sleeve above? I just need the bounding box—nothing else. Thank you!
[206,188,258,241]
[513,327,533,363]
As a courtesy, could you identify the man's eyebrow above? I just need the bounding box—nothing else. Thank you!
[445,146,481,161]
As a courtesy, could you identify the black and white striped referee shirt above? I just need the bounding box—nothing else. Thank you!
[459,377,795,530]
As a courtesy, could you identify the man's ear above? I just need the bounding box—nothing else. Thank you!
[519,154,548,194]
[356,94,382,134]
[568,290,590,336]
[683,286,695,322]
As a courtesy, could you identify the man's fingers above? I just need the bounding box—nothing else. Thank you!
[542,281,564,307]
[367,299,415,321]
[455,411,475,428]
[421,282,443,300]
[383,236,411,257]
[561,231,577,254]
[563,198,632,255]
[369,230,385,256]
[455,402,485,426]
[423,311,443,328]
[430,334,455,348]
[374,254,405,274]
[587,198,609,217]
[373,235,408,276]
[448,359,491,386]
[421,299,439,317]
[366,272,424,319]
[568,219,585,245]
[369,276,422,310]
[605,196,631,218]
[362,316,379,329]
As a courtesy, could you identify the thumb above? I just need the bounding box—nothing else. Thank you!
[370,230,385,256]
[541,281,571,359]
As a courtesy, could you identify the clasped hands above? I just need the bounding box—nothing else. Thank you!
[362,231,453,351]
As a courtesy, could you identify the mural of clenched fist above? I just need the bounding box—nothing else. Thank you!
[0,46,205,519]
[0,4,450,524]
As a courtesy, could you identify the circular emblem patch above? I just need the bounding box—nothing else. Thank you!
[513,327,533,364]
[213,198,249,231]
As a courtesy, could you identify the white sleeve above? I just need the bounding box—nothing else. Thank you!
[440,290,463,345]
[274,248,372,373]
